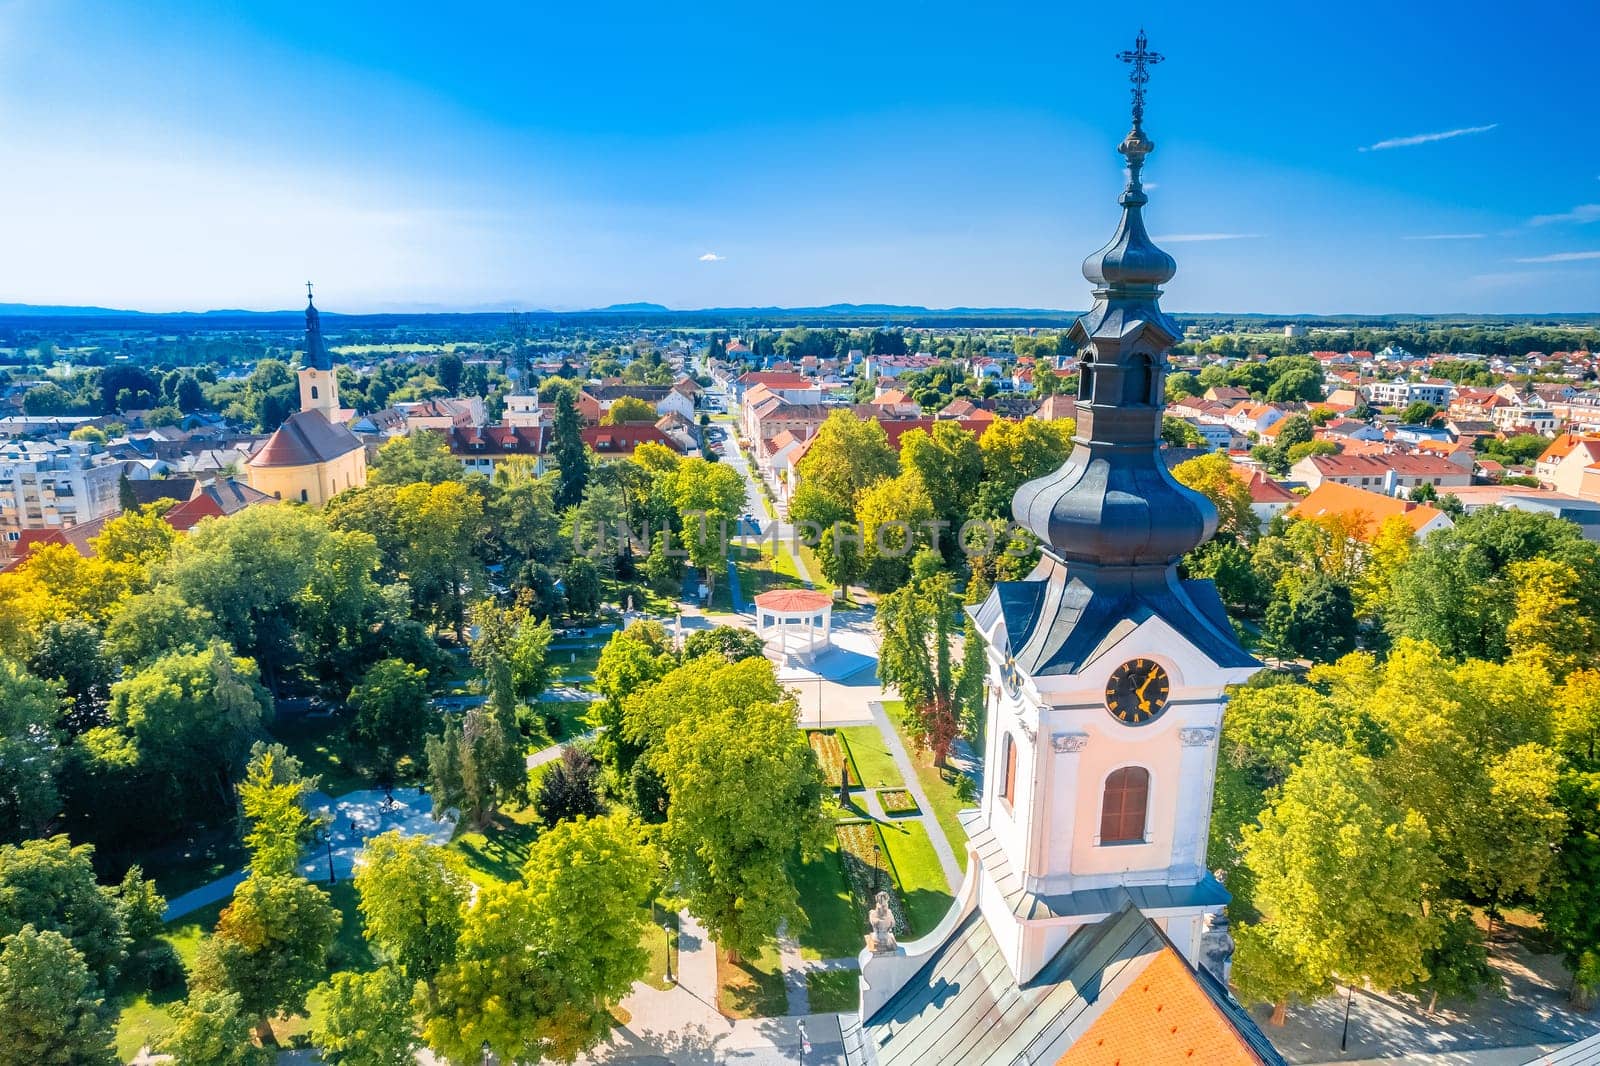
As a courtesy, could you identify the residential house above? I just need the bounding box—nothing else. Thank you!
[0,440,147,539]
[1223,401,1287,437]
[1232,464,1297,523]
[1290,451,1473,495]
[1536,433,1600,496]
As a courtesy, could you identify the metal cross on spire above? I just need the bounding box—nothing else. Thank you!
[305,280,314,302]
[1116,29,1163,131]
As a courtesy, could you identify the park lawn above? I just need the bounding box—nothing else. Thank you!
[267,714,380,798]
[528,699,593,746]
[808,969,860,1013]
[883,699,973,874]
[711,544,810,612]
[790,837,866,961]
[639,902,680,991]
[839,727,903,790]
[448,802,544,887]
[132,828,250,902]
[549,644,604,681]
[877,819,954,939]
[716,940,786,1019]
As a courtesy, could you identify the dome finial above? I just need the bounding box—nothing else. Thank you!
[1115,29,1164,197]
[305,280,315,306]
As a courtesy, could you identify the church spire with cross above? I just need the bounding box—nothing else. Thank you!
[302,280,334,373]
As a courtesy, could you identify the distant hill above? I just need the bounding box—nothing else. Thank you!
[0,303,140,317]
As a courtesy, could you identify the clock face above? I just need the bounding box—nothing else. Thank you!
[1105,659,1170,726]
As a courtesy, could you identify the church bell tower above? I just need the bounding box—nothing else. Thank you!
[297,283,340,417]
[965,31,1260,984]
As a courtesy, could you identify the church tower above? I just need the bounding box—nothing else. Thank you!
[962,31,1260,984]
[297,283,340,417]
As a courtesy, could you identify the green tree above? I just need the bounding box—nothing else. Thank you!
[0,925,115,1066]
[424,704,524,829]
[354,832,470,993]
[395,480,484,638]
[682,625,766,664]
[816,522,864,595]
[1234,745,1437,1024]
[0,659,63,842]
[1387,506,1600,662]
[660,698,828,961]
[856,472,934,591]
[102,643,268,818]
[348,658,431,780]
[425,813,656,1063]
[369,432,462,487]
[792,410,897,515]
[0,836,126,990]
[1540,771,1600,1004]
[311,967,419,1066]
[237,745,316,876]
[552,389,590,509]
[163,988,271,1066]
[588,620,678,773]
[191,872,340,1046]
[672,458,745,597]
[898,421,983,555]
[1261,575,1357,663]
[877,570,979,767]
[603,396,657,424]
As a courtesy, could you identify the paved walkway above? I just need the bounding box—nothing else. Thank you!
[162,787,457,921]
[526,729,602,768]
[868,699,963,893]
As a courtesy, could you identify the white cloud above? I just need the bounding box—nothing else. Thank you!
[1152,233,1263,243]
[698,252,724,262]
[1403,233,1484,240]
[1529,204,1600,226]
[1513,250,1600,263]
[1359,123,1497,151]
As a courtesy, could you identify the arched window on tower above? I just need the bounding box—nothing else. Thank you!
[1125,353,1155,405]
[1000,733,1018,808]
[1099,766,1150,845]
[310,385,319,400]
[1078,354,1095,402]
[1140,354,1157,405]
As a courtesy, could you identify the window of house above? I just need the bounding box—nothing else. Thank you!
[1000,733,1018,808]
[300,489,308,502]
[1099,766,1150,845]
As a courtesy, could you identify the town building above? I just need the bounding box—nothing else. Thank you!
[1289,451,1472,495]
[1535,433,1600,495]
[0,439,146,540]
[846,42,1283,1063]
[245,289,368,506]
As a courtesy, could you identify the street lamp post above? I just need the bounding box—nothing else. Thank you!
[323,826,336,886]
[798,1019,810,1064]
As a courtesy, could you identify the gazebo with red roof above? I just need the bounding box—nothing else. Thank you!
[752,588,834,664]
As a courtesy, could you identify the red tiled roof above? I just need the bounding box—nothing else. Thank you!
[581,424,683,455]
[248,410,362,467]
[752,588,832,612]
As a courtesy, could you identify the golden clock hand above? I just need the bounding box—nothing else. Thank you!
[1134,671,1156,713]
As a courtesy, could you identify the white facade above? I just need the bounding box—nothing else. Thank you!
[0,441,142,536]
[968,603,1257,982]
[1363,378,1455,408]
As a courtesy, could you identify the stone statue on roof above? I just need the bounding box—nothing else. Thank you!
[868,891,898,955]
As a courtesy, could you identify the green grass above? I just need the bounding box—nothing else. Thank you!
[808,969,860,1013]
[716,941,787,1018]
[549,644,604,681]
[876,819,954,939]
[267,714,381,798]
[710,544,809,612]
[839,727,903,789]
[126,829,250,902]
[639,901,680,991]
[527,699,594,747]
[883,699,973,874]
[790,837,867,961]
[447,803,544,887]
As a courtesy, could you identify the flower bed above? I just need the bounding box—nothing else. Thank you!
[809,730,858,789]
[835,820,908,935]
[877,789,919,816]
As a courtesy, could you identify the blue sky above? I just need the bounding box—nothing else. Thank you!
[1,0,1596,314]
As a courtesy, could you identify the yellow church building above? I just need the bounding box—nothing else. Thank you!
[246,287,367,506]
